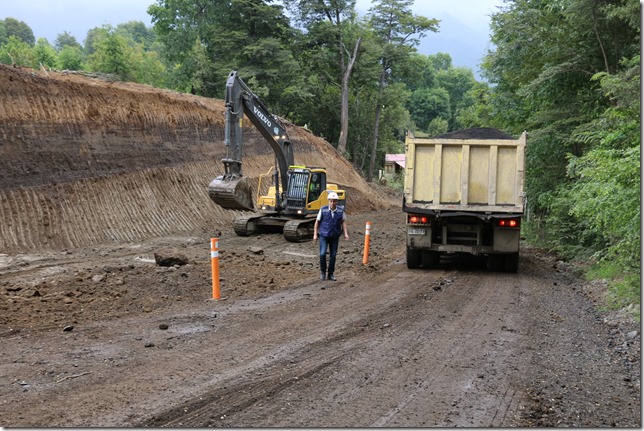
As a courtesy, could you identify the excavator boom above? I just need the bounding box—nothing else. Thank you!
[208,71,293,211]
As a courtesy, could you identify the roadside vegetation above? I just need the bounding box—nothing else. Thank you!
[0,0,638,317]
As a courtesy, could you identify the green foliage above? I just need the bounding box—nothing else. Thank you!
[0,35,35,66]
[364,0,439,180]
[86,26,134,80]
[34,38,58,69]
[403,53,482,133]
[386,172,405,192]
[563,57,641,306]
[58,45,84,70]
[586,260,639,318]
[116,21,156,48]
[149,0,297,102]
[130,41,167,87]
[408,87,450,131]
[435,66,477,129]
[54,31,81,51]
[426,118,448,136]
[454,82,494,129]
[0,21,7,46]
[83,27,102,55]
[3,17,34,46]
[483,0,640,310]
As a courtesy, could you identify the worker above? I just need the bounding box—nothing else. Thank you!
[309,173,321,201]
[313,191,349,281]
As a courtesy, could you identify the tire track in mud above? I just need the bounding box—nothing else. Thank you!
[134,265,531,428]
[374,272,526,428]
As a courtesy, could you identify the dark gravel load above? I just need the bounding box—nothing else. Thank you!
[435,127,515,140]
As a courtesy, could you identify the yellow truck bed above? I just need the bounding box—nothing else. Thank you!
[403,131,527,214]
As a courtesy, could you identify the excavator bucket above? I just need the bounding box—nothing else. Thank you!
[208,176,255,211]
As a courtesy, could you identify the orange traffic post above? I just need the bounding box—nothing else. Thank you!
[363,221,372,265]
[211,238,221,300]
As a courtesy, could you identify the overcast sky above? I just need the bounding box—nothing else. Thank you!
[3,0,503,79]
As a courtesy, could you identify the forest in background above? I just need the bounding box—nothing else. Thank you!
[0,0,639,317]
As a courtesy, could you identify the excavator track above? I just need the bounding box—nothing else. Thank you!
[283,218,316,242]
[233,214,263,236]
[232,214,315,242]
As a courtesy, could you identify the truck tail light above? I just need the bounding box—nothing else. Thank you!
[498,218,520,228]
[408,214,429,225]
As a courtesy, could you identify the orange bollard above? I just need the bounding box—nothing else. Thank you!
[363,221,372,265]
[211,238,221,300]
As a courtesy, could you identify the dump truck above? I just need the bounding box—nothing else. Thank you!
[403,128,527,272]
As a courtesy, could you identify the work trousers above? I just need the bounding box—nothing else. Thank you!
[319,235,340,276]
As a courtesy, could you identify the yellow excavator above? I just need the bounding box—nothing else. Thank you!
[208,71,346,242]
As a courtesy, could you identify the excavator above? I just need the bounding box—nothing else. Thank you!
[208,71,346,242]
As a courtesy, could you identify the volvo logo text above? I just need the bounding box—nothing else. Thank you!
[253,106,272,128]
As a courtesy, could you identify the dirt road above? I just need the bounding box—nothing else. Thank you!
[0,207,639,427]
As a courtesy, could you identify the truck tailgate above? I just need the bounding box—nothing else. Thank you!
[403,132,526,213]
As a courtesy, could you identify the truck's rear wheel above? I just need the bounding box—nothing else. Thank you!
[486,254,503,271]
[406,247,421,269]
[421,250,440,268]
[504,252,519,273]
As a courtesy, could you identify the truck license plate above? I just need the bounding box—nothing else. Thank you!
[408,227,425,235]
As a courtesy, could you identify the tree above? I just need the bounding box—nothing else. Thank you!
[366,0,439,181]
[3,17,35,46]
[34,38,58,69]
[426,117,448,136]
[0,21,7,46]
[117,21,156,48]
[86,26,133,80]
[566,56,640,301]
[285,0,363,156]
[84,27,102,55]
[408,87,450,132]
[401,52,479,133]
[453,81,494,129]
[482,0,640,309]
[54,31,81,51]
[435,66,477,129]
[130,42,167,87]
[0,35,35,66]
[58,44,84,70]
[149,0,298,103]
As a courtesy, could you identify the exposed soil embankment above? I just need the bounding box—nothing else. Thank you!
[0,65,389,252]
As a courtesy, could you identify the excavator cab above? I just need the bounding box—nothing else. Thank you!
[307,172,324,203]
[284,167,326,216]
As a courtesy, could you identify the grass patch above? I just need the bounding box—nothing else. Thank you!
[586,260,640,322]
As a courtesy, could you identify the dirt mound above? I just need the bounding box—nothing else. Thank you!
[0,65,392,252]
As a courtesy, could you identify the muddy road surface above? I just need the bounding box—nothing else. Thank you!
[0,207,639,427]
[0,65,639,427]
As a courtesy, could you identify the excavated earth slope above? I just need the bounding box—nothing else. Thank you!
[0,64,387,252]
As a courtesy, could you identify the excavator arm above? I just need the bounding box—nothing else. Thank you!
[209,71,294,211]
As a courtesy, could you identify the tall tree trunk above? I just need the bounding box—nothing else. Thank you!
[337,38,361,156]
[368,67,387,182]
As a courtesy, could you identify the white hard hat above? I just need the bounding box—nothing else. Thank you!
[327,191,339,200]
